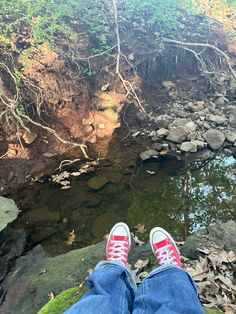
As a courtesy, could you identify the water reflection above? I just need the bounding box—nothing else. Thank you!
[12,153,236,255]
[128,154,236,241]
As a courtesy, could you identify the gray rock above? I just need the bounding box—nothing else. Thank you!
[181,221,236,259]
[180,141,198,152]
[195,101,206,108]
[155,118,170,129]
[173,118,189,127]
[136,112,147,122]
[167,126,189,143]
[152,143,163,151]
[203,122,211,130]
[187,132,197,141]
[0,197,19,232]
[224,131,236,143]
[203,129,225,150]
[185,121,197,132]
[156,128,169,138]
[87,176,110,191]
[206,114,227,125]
[229,115,236,128]
[224,105,236,116]
[214,96,228,106]
[191,140,207,150]
[139,149,158,161]
[175,109,187,118]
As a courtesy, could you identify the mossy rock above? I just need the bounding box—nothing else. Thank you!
[37,287,87,314]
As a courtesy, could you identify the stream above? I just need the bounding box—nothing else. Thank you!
[9,138,236,256]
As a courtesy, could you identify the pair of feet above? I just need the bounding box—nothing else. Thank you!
[106,222,182,268]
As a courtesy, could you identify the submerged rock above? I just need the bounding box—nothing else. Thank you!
[224,131,236,143]
[203,129,225,150]
[87,176,110,191]
[206,114,227,125]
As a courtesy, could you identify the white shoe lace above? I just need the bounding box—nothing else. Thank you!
[155,244,178,265]
[108,240,128,263]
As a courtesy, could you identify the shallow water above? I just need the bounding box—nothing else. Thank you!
[11,150,236,255]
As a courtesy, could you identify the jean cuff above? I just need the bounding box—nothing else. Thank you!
[146,264,198,294]
[95,260,137,292]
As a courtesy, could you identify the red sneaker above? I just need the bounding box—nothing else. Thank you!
[106,222,131,267]
[150,227,182,268]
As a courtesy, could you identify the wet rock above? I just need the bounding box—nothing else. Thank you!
[180,141,198,153]
[167,126,189,144]
[185,102,204,112]
[19,206,60,226]
[203,129,225,150]
[175,109,187,118]
[139,149,158,161]
[0,197,19,232]
[22,131,38,145]
[203,122,211,130]
[206,114,227,125]
[229,115,236,128]
[30,227,57,244]
[87,176,110,191]
[162,81,177,98]
[181,221,236,259]
[156,128,169,138]
[85,196,102,208]
[224,131,236,143]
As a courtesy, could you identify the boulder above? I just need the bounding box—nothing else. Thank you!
[181,221,236,260]
[180,141,198,153]
[191,140,207,150]
[203,129,225,150]
[167,126,189,143]
[0,197,19,232]
[87,176,110,191]
[139,149,158,161]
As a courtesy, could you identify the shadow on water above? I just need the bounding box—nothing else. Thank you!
[11,145,236,255]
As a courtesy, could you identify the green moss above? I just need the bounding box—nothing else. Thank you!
[37,287,87,314]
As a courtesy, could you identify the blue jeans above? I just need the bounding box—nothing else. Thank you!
[64,261,204,314]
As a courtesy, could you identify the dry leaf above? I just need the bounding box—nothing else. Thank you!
[134,224,146,234]
[65,230,77,246]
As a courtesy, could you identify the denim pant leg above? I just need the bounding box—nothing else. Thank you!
[133,265,204,314]
[64,261,137,314]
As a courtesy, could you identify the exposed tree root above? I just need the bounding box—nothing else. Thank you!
[112,0,147,115]
[0,63,89,159]
[163,38,236,80]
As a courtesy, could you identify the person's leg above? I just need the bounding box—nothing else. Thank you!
[133,227,204,314]
[64,223,136,314]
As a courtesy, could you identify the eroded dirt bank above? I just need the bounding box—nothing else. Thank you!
[0,11,236,195]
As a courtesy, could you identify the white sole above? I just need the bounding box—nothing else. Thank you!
[106,222,131,254]
[149,227,180,254]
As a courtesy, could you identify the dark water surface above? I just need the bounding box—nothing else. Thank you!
[11,150,236,255]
